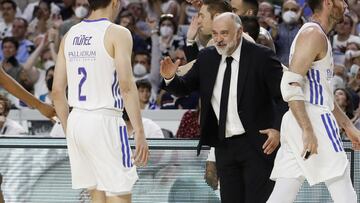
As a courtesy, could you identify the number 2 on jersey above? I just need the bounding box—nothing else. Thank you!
[78,67,87,101]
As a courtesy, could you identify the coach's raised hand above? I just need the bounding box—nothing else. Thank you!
[160,57,180,80]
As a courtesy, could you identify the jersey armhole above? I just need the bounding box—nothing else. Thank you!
[302,25,328,63]
[103,24,115,60]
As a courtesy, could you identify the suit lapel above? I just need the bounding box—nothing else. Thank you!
[205,50,222,101]
[237,39,251,104]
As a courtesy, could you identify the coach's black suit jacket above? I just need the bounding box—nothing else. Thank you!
[163,39,287,162]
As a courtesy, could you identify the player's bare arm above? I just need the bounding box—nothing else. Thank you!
[107,25,149,167]
[333,102,360,150]
[52,34,69,132]
[286,27,327,158]
[0,67,56,119]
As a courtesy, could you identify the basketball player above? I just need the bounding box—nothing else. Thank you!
[267,0,360,202]
[52,0,149,202]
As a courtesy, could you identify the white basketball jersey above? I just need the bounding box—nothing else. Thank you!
[289,22,335,111]
[64,18,123,111]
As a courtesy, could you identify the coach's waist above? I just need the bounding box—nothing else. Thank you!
[72,108,122,117]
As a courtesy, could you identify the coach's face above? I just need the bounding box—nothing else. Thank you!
[212,15,242,56]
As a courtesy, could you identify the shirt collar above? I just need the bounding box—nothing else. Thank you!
[221,37,243,64]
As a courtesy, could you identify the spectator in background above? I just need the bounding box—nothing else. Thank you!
[0,94,26,135]
[22,0,61,23]
[132,51,151,81]
[11,18,34,64]
[183,0,233,62]
[0,0,17,39]
[145,0,180,20]
[240,16,260,41]
[123,108,164,138]
[150,13,184,59]
[117,10,150,53]
[59,0,75,21]
[1,35,52,93]
[257,1,276,31]
[28,1,53,40]
[230,0,276,51]
[148,14,184,95]
[126,0,150,39]
[136,79,158,110]
[331,63,346,91]
[9,69,36,109]
[176,101,200,138]
[273,0,302,66]
[178,0,197,25]
[39,66,54,105]
[132,51,162,102]
[1,37,21,82]
[335,88,355,119]
[344,41,360,70]
[0,18,34,64]
[59,0,89,37]
[333,14,360,65]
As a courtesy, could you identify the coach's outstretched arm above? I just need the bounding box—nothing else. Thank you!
[52,35,69,131]
[0,67,56,119]
[110,25,149,167]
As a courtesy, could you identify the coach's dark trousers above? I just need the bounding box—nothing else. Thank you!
[215,134,275,203]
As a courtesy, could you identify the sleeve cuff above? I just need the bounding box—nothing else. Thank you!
[164,76,175,85]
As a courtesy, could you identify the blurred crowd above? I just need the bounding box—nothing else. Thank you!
[0,0,360,138]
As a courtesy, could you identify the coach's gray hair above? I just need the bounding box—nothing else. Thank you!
[232,13,242,29]
[215,12,242,29]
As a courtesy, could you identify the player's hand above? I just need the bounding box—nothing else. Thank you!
[345,126,360,150]
[186,15,199,41]
[259,128,280,154]
[160,57,180,80]
[37,102,57,120]
[133,133,149,167]
[204,161,218,190]
[301,129,318,159]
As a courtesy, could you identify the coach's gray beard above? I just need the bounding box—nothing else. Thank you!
[215,40,237,56]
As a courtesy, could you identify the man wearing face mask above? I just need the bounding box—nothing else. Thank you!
[59,0,89,37]
[272,0,302,66]
[133,51,151,81]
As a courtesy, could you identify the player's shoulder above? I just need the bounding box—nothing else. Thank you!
[297,24,326,42]
[107,23,132,37]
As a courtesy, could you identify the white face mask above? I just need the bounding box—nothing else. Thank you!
[282,11,298,24]
[75,6,89,19]
[350,64,360,77]
[133,63,147,77]
[160,26,173,37]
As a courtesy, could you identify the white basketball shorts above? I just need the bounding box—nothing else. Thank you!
[66,108,138,194]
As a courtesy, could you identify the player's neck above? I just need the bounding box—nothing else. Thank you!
[86,9,113,22]
[311,14,331,34]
